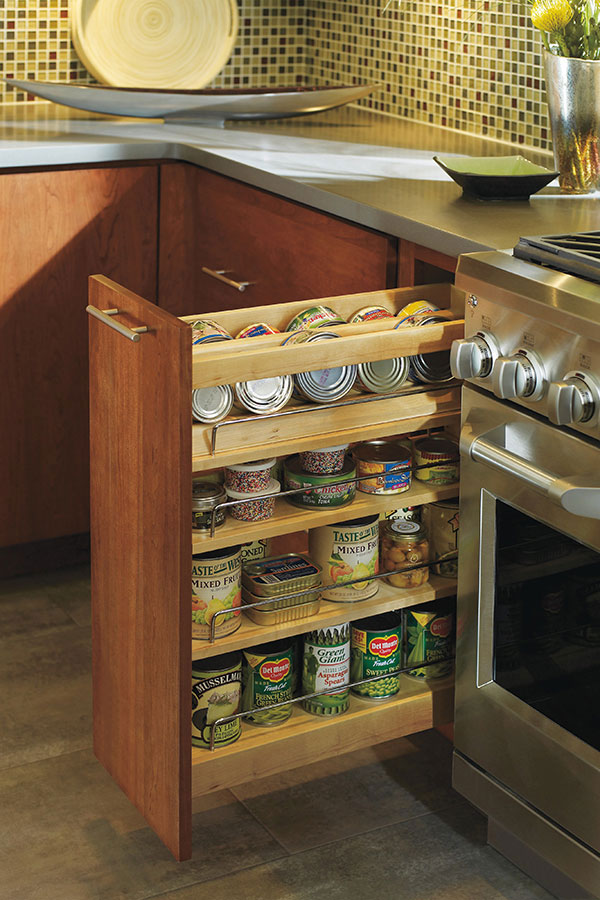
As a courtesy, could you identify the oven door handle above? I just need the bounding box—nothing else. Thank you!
[461,423,600,519]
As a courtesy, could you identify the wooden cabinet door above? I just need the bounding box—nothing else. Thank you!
[0,165,158,552]
[158,164,397,316]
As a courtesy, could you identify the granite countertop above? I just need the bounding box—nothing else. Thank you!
[2,102,600,257]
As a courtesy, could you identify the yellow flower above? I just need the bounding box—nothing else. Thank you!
[530,0,574,32]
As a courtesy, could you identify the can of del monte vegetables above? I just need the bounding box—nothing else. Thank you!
[242,639,294,726]
[351,612,402,700]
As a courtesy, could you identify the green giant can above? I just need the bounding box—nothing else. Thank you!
[191,652,242,749]
[302,624,350,716]
[404,600,455,679]
[242,639,294,726]
[350,612,402,700]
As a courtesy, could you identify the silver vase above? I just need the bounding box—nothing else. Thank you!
[544,50,600,193]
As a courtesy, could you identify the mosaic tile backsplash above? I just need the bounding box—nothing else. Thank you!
[0,0,551,151]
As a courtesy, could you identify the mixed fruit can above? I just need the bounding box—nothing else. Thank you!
[309,515,379,601]
[192,652,242,748]
[351,612,402,700]
[192,546,242,640]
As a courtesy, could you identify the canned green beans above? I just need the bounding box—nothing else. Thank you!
[242,639,294,726]
[192,652,242,749]
[404,601,455,679]
[351,612,402,700]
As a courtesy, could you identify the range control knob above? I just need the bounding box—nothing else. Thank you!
[450,331,500,380]
[548,372,599,425]
[492,349,546,401]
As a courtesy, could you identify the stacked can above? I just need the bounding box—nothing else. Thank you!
[189,319,235,424]
[224,458,280,522]
[353,439,412,496]
[234,322,294,414]
[348,306,410,393]
[394,302,453,384]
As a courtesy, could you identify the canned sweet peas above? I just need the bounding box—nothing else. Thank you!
[351,612,402,700]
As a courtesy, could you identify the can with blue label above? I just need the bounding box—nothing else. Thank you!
[353,439,412,495]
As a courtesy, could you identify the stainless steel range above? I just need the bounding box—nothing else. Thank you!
[450,247,600,899]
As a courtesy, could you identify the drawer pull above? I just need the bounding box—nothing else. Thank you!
[201,267,253,292]
[86,306,149,342]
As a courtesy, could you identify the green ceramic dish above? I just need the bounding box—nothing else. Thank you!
[433,154,558,201]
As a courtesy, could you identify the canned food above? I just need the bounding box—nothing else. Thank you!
[192,546,242,640]
[242,552,322,598]
[395,300,440,325]
[225,458,276,494]
[192,482,227,531]
[299,444,348,475]
[356,356,410,394]
[348,306,394,323]
[414,436,459,484]
[242,639,294,726]
[243,586,322,624]
[395,313,453,384]
[404,601,455,679]
[191,385,234,423]
[425,499,459,577]
[282,331,357,403]
[284,455,356,509]
[381,520,430,589]
[309,515,379,601]
[234,376,293,414]
[225,478,280,522]
[192,652,242,748]
[285,305,346,331]
[302,624,350,716]
[353,439,412,495]
[350,612,402,700]
[240,539,272,568]
[189,319,233,344]
[235,323,280,339]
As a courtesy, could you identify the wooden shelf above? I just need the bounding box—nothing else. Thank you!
[192,385,460,470]
[191,674,454,797]
[192,574,456,660]
[192,480,459,553]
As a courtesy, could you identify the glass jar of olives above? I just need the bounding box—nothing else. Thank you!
[381,520,429,589]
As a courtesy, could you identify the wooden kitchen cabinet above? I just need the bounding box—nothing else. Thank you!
[157,164,397,316]
[0,164,158,573]
[89,275,463,860]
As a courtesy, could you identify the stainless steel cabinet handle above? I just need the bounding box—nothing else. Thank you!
[86,306,148,342]
[461,423,600,518]
[201,267,253,292]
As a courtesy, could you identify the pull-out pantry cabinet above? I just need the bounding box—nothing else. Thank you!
[88,276,464,861]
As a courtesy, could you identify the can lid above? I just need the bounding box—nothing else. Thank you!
[191,483,227,508]
[357,357,409,394]
[415,436,458,456]
[234,376,293,413]
[383,519,427,539]
[226,458,276,473]
[243,638,294,656]
[351,611,402,631]
[193,545,242,560]
[225,478,280,500]
[192,651,242,673]
[192,385,233,423]
[354,439,411,464]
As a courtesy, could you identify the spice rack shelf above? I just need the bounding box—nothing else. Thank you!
[191,675,454,797]
[192,480,459,553]
[192,574,457,660]
[88,274,463,861]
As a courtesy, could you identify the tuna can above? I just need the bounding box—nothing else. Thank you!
[356,356,410,394]
[395,313,453,384]
[234,375,293,414]
[235,322,280,339]
[225,478,280,522]
[414,435,459,484]
[242,639,294,726]
[282,331,357,403]
[192,546,242,640]
[285,305,346,331]
[225,458,276,493]
[189,319,233,344]
[192,652,242,748]
[299,444,348,475]
[348,306,394,323]
[192,482,227,531]
[302,624,350,716]
[354,439,412,495]
[425,499,459,577]
[350,612,402,700]
[404,601,455,679]
[242,553,322,624]
[309,515,379,601]
[192,385,234,424]
[395,300,440,325]
[284,454,356,509]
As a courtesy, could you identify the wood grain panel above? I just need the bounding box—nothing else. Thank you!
[157,163,397,316]
[0,165,158,549]
[89,276,191,861]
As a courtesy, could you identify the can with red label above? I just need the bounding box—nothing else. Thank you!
[235,322,280,339]
[242,639,293,726]
[350,612,402,700]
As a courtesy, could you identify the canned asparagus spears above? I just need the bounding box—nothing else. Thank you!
[302,624,350,716]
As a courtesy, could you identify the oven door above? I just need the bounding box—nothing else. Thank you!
[455,384,600,857]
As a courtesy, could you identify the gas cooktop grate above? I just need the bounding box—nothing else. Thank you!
[514,231,600,284]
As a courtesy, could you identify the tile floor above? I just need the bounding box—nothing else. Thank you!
[0,564,556,900]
